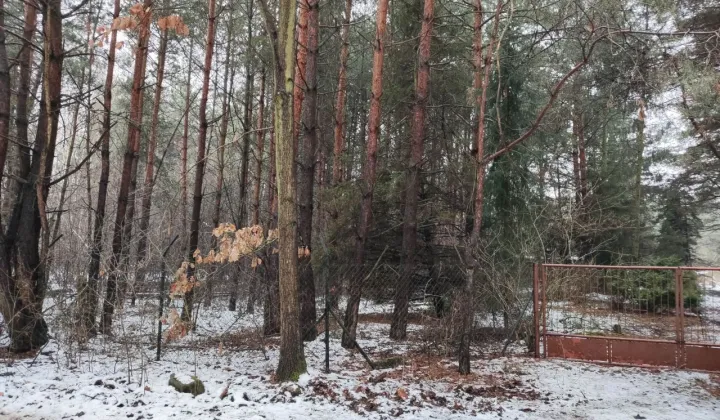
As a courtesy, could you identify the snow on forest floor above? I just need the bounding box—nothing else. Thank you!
[1,295,720,419]
[1,323,719,420]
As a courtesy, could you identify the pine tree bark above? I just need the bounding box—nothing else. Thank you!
[341,0,389,349]
[209,18,234,309]
[331,0,352,186]
[298,0,319,341]
[0,0,64,352]
[0,0,9,198]
[390,0,434,341]
[263,110,280,335]
[237,0,255,229]
[134,29,170,306]
[247,67,266,314]
[81,0,119,337]
[5,1,36,220]
[52,10,97,254]
[184,0,217,322]
[101,0,153,334]
[181,38,194,253]
[252,69,266,226]
[51,84,82,244]
[259,0,307,381]
[632,100,645,259]
[293,1,309,152]
[458,0,502,374]
[229,0,254,312]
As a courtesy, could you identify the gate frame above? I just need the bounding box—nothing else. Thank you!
[533,263,720,372]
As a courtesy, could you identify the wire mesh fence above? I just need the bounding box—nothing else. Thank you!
[538,264,720,370]
[149,260,476,367]
[8,257,720,381]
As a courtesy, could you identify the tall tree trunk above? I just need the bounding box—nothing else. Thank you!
[247,67,265,314]
[229,0,254,312]
[134,29,170,306]
[181,38,194,253]
[5,1,36,221]
[572,144,580,205]
[0,0,9,201]
[331,0,352,186]
[53,8,97,253]
[572,96,588,205]
[390,0,434,341]
[51,90,82,242]
[184,0,217,323]
[1,0,64,352]
[293,1,309,152]
[84,11,98,244]
[632,100,645,259]
[82,0,119,337]
[101,0,153,334]
[259,0,307,381]
[237,0,255,229]
[252,69,266,226]
[458,0,501,374]
[341,0,389,349]
[298,0,319,341]
[263,110,280,335]
[209,17,234,309]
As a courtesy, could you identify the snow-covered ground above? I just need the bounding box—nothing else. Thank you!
[2,288,720,420]
[2,314,719,419]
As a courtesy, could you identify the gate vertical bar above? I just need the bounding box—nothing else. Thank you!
[533,263,540,358]
[675,267,685,368]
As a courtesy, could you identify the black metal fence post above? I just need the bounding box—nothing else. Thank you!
[156,235,179,362]
[324,267,330,373]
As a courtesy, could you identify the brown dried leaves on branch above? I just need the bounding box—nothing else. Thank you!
[157,15,190,36]
[164,224,311,343]
[112,5,189,36]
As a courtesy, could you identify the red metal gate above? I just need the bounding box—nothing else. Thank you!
[533,263,720,371]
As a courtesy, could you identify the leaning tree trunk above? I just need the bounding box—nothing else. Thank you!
[184,0,216,323]
[342,0,389,349]
[81,0,119,337]
[101,0,153,334]
[297,0,319,341]
[390,0,434,341]
[135,29,169,306]
[331,0,352,185]
[259,0,307,381]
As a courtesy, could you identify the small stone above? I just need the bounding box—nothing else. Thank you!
[94,380,104,386]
